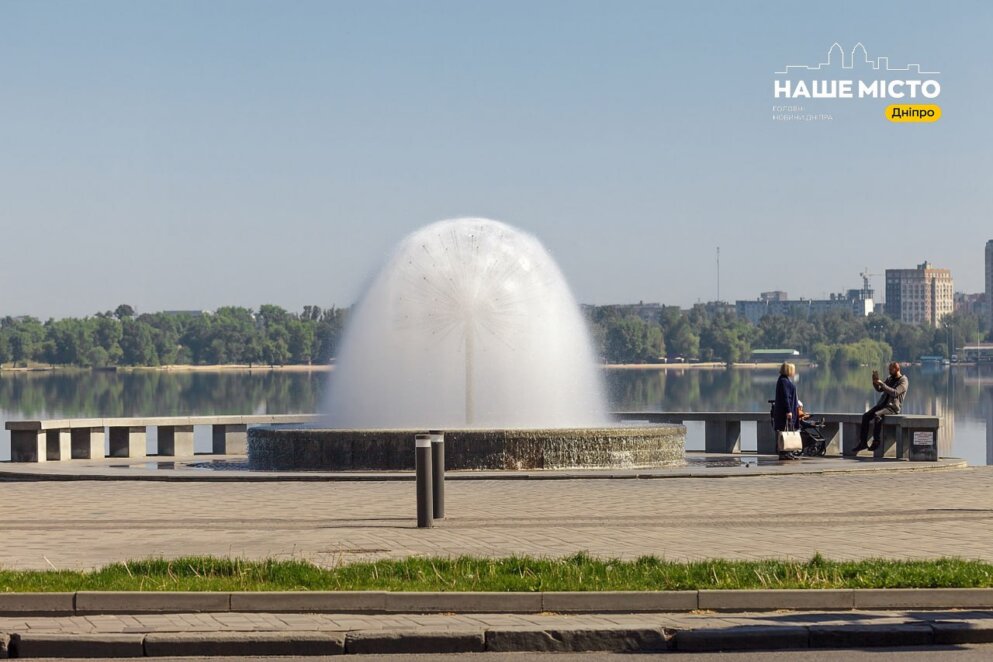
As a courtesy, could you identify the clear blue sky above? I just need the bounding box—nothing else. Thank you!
[2,0,990,317]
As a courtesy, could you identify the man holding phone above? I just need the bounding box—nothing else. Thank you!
[849,362,909,455]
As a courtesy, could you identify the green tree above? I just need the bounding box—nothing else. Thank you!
[114,304,135,320]
[120,319,158,365]
[92,315,123,364]
[604,315,665,363]
[286,319,315,364]
[43,318,92,366]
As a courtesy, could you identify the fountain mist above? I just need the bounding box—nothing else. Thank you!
[325,218,609,429]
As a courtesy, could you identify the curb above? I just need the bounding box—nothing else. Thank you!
[3,588,993,616]
[3,621,993,657]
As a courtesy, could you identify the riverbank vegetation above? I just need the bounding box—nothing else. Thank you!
[0,305,347,368]
[588,304,986,366]
[0,302,985,368]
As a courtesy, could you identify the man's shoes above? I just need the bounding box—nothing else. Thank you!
[867,439,881,452]
[846,442,868,456]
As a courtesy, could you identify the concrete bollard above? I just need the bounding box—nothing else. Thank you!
[415,434,433,528]
[430,430,445,519]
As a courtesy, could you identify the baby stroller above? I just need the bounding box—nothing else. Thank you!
[767,400,828,457]
[798,416,828,456]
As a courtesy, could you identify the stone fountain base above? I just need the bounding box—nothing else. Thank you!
[248,424,685,471]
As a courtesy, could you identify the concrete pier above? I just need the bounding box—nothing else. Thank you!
[71,427,105,459]
[212,424,248,455]
[157,425,195,457]
[108,426,147,459]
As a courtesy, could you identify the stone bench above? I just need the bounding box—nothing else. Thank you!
[614,412,941,461]
[5,415,322,462]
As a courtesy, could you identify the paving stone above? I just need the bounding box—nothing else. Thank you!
[2,468,992,570]
[0,593,74,615]
[383,592,542,613]
[542,591,697,612]
[699,590,854,611]
[854,589,993,610]
[931,620,993,644]
[75,591,229,614]
[230,591,387,613]
[808,623,933,648]
[675,625,809,651]
[10,632,145,658]
[485,626,673,652]
[143,631,345,656]
[345,629,485,654]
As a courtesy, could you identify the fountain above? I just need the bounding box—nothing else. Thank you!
[249,218,684,470]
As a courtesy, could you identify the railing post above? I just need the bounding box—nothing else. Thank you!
[71,427,105,459]
[10,430,46,462]
[756,420,778,455]
[820,422,841,456]
[415,434,433,528]
[158,425,195,457]
[108,426,147,458]
[906,425,938,461]
[874,423,899,459]
[430,431,445,520]
[212,424,248,455]
[46,429,71,461]
[705,419,740,453]
[842,422,861,455]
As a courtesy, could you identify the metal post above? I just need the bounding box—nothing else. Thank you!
[430,430,445,519]
[415,434,433,528]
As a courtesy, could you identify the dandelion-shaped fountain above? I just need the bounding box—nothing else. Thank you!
[249,218,685,470]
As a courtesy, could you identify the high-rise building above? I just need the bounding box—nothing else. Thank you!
[986,240,993,334]
[736,289,873,325]
[884,261,954,326]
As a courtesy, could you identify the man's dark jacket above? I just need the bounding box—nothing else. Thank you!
[875,373,909,412]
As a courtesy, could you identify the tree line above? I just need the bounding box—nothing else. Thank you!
[0,304,348,368]
[0,302,986,368]
[586,304,988,366]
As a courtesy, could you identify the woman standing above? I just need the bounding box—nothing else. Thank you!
[774,362,800,460]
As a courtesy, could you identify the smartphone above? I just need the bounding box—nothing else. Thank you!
[872,369,879,381]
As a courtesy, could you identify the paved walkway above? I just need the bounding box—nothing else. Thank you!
[1,466,991,570]
[2,609,992,635]
[3,609,993,656]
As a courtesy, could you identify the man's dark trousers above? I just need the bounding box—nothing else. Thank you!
[860,404,894,445]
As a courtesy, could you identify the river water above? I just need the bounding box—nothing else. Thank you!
[0,364,989,465]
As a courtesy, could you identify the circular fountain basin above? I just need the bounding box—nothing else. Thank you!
[248,424,685,471]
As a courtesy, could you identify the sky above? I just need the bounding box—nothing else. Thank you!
[1,0,991,318]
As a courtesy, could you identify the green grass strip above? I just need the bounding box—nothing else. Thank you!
[2,553,992,592]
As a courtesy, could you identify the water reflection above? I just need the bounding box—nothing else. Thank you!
[0,365,990,465]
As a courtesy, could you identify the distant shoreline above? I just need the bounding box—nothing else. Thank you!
[1,359,962,374]
[603,361,813,370]
[0,363,335,373]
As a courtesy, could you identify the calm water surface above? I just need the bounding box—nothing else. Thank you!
[0,365,989,465]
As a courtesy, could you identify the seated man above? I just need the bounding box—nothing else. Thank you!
[850,361,909,455]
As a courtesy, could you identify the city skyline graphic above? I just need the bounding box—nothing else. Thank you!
[775,42,940,75]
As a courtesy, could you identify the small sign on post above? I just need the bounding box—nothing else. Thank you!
[908,429,938,462]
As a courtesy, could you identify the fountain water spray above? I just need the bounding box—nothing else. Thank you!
[325,218,609,429]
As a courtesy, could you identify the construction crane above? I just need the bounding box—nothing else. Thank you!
[859,267,879,299]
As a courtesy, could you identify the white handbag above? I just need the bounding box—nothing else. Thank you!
[777,421,802,452]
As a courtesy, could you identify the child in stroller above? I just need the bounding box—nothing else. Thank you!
[768,399,828,457]
[796,401,828,456]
